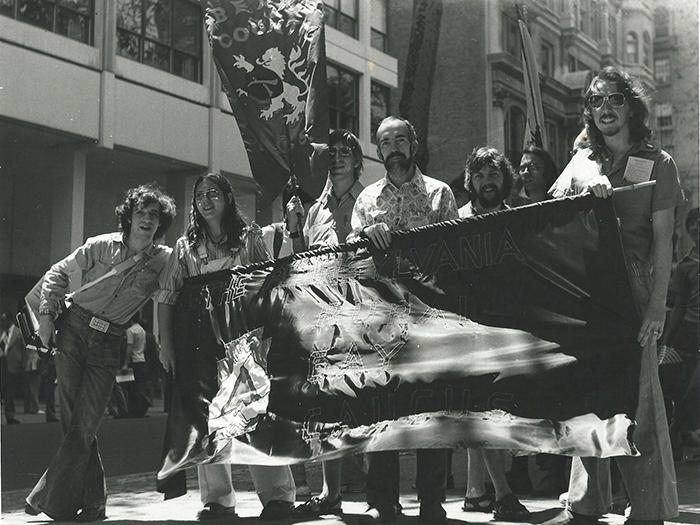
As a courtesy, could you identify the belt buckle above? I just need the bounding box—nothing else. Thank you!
[89,316,110,333]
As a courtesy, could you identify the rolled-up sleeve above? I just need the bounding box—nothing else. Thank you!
[154,239,186,305]
[437,186,459,221]
[652,152,684,212]
[39,239,95,317]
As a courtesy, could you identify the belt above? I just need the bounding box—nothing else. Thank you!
[67,304,126,337]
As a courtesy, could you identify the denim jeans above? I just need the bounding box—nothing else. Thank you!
[26,306,123,519]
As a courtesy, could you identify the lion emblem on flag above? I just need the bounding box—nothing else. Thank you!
[232,46,309,124]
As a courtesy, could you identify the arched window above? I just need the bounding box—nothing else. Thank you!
[642,31,652,68]
[504,106,526,166]
[654,7,669,38]
[626,32,638,63]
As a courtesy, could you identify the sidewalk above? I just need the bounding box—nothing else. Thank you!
[2,450,699,524]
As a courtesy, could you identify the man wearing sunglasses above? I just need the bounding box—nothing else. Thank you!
[550,67,683,524]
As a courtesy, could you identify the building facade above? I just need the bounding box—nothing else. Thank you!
[0,0,397,313]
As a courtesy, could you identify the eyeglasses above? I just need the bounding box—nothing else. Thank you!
[328,145,353,158]
[587,92,626,109]
[194,189,222,203]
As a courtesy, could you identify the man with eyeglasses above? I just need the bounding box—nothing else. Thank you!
[550,66,683,525]
[348,116,458,524]
[288,129,366,519]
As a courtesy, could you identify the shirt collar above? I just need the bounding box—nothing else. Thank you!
[322,179,364,208]
[117,232,159,257]
[379,166,428,196]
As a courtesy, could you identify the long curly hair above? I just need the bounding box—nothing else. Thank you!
[115,183,176,240]
[581,66,652,158]
[186,173,247,250]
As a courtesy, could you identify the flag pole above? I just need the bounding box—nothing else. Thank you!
[612,180,656,193]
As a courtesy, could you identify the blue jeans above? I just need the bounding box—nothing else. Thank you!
[26,306,124,519]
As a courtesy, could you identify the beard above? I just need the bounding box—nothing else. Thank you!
[476,184,504,208]
[383,151,412,172]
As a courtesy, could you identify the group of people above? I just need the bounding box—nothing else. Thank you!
[18,65,696,525]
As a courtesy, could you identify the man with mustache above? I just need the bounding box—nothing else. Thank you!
[457,147,530,522]
[550,66,683,525]
[459,146,513,217]
[349,116,458,523]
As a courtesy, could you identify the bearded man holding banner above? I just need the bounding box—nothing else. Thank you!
[349,116,458,524]
[550,66,683,524]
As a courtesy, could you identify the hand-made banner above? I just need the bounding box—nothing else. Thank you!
[203,0,329,203]
[158,195,641,484]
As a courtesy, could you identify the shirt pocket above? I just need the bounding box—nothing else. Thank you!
[130,265,160,301]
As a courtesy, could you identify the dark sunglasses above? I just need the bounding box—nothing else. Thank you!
[587,92,626,109]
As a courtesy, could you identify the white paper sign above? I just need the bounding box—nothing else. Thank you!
[623,157,655,183]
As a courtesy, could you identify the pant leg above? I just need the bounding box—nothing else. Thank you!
[4,370,19,420]
[616,340,678,520]
[198,464,235,507]
[25,370,41,413]
[249,465,296,505]
[26,314,121,518]
[365,451,399,510]
[40,358,57,419]
[567,457,611,517]
[416,449,446,504]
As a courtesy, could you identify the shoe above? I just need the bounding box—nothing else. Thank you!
[197,502,238,521]
[260,500,293,520]
[419,501,446,523]
[7,418,21,424]
[76,507,107,522]
[462,494,494,512]
[360,505,400,524]
[493,493,530,522]
[291,494,342,518]
[25,503,40,516]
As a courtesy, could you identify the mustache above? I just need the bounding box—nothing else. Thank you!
[386,152,408,162]
[479,185,499,193]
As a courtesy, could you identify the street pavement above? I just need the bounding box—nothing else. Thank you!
[2,402,699,524]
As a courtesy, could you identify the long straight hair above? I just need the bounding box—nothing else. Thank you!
[186,173,247,250]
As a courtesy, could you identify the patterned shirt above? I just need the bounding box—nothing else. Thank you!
[350,168,459,233]
[40,233,171,326]
[305,180,364,246]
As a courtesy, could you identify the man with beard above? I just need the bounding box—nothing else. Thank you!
[459,146,513,217]
[458,147,530,522]
[550,66,682,525]
[349,116,458,523]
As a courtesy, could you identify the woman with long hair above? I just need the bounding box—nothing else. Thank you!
[157,173,295,521]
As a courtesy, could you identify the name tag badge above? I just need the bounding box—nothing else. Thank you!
[623,157,655,183]
[89,316,110,333]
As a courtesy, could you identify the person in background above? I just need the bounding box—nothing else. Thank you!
[158,172,296,521]
[1,312,24,424]
[510,144,559,206]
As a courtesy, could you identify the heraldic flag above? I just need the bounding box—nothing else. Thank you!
[203,0,329,202]
[158,195,644,485]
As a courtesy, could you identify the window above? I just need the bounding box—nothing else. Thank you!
[540,40,554,76]
[327,63,359,135]
[654,7,669,38]
[502,12,520,57]
[642,31,651,68]
[116,0,202,82]
[370,81,390,141]
[324,0,357,39]
[655,57,671,84]
[608,14,617,55]
[504,105,526,166]
[656,103,673,129]
[568,53,577,72]
[578,0,590,35]
[625,32,638,63]
[370,0,387,52]
[0,0,93,43]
